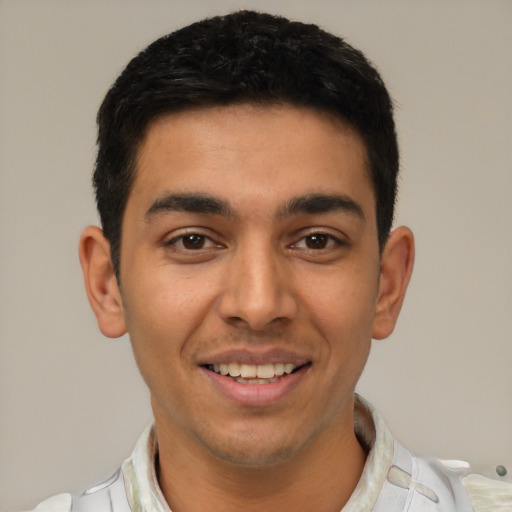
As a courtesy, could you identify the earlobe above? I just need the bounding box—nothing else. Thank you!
[372,226,415,340]
[78,226,127,338]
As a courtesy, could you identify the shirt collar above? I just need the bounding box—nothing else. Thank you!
[122,395,394,512]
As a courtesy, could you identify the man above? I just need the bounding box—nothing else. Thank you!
[28,10,510,512]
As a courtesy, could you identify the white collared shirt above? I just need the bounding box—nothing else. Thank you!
[30,396,512,511]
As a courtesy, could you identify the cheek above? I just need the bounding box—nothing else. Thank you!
[121,267,222,365]
[121,284,197,403]
[305,268,379,340]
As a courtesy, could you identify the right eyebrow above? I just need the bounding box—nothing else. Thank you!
[145,193,236,221]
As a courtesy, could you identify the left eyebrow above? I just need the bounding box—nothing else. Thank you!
[279,194,365,220]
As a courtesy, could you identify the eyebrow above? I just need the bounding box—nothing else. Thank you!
[145,192,364,222]
[145,193,235,220]
[280,194,365,220]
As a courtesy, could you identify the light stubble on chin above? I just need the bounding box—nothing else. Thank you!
[190,396,355,470]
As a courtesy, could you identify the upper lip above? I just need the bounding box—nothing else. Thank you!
[198,348,311,367]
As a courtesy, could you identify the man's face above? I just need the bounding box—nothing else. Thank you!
[118,104,382,467]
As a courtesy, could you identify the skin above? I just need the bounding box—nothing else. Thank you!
[80,104,414,512]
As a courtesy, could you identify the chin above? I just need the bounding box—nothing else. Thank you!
[196,423,315,469]
[207,441,298,469]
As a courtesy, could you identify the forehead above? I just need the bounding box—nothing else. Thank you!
[130,104,374,217]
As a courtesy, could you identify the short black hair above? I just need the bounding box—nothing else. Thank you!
[94,10,399,279]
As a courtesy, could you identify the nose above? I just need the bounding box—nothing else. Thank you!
[218,242,297,332]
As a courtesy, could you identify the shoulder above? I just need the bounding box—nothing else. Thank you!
[440,459,512,512]
[24,424,155,512]
[357,397,512,511]
[25,493,72,512]
[25,468,131,512]
[376,435,512,511]
[412,455,512,511]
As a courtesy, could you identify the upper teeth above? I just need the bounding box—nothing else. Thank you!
[212,363,297,379]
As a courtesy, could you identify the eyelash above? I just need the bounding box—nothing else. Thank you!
[164,230,345,253]
[165,232,221,251]
[291,232,345,251]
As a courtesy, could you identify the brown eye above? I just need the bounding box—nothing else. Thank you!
[305,234,330,249]
[181,234,206,249]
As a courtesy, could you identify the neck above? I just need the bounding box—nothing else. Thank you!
[153,398,367,512]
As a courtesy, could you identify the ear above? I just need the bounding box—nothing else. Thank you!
[78,226,127,338]
[372,226,415,340]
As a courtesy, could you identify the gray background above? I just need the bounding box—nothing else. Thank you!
[1,1,511,510]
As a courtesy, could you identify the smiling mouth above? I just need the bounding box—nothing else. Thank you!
[203,362,308,384]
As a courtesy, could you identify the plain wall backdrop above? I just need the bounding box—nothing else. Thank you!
[1,1,511,510]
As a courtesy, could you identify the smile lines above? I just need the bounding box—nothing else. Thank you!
[205,362,300,384]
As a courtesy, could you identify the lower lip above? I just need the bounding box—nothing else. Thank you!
[200,365,310,407]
